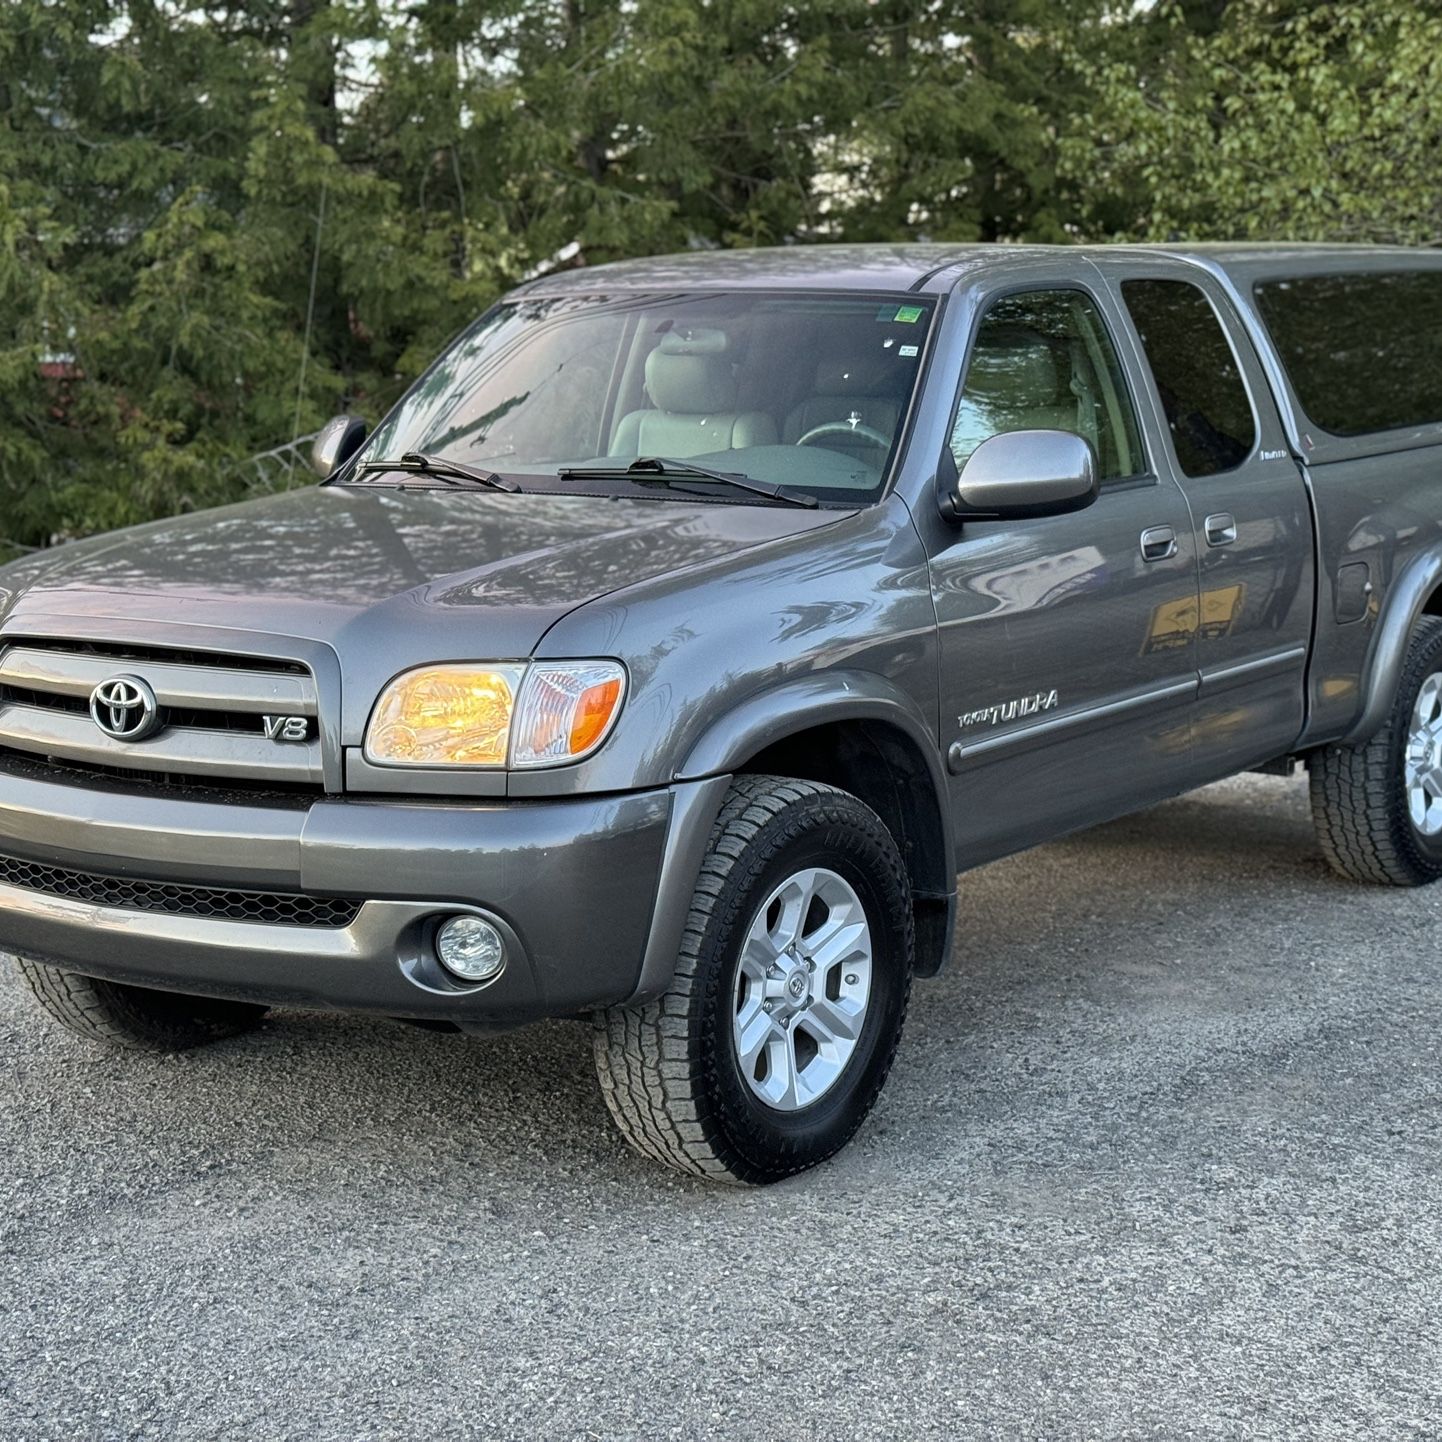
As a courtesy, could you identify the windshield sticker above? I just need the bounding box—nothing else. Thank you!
[894,305,925,323]
[898,344,919,358]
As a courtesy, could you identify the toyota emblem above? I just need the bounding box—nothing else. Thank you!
[89,674,162,742]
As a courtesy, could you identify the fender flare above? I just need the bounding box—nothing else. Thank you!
[626,672,957,1005]
[1344,545,1442,745]
[676,668,956,885]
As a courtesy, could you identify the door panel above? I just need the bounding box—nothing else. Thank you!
[1093,255,1315,774]
[934,485,1201,869]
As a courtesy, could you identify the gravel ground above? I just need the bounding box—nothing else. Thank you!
[1,772,1439,1440]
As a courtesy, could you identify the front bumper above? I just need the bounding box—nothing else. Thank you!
[0,766,728,1025]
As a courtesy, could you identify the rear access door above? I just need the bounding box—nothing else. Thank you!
[1089,252,1315,775]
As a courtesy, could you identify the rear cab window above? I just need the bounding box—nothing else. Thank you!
[1253,270,1442,437]
[1122,279,1257,477]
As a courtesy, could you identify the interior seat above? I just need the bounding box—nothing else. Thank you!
[610,330,777,458]
[949,326,1082,464]
[783,359,903,444]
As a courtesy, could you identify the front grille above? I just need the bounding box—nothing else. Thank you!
[0,747,317,807]
[0,851,361,928]
[27,638,309,674]
[0,636,324,792]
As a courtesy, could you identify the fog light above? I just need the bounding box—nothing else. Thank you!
[435,915,506,983]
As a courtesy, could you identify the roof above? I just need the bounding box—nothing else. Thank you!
[517,241,1440,296]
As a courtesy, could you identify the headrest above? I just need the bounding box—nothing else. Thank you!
[656,327,729,356]
[646,345,737,414]
[965,327,1063,403]
[812,357,895,397]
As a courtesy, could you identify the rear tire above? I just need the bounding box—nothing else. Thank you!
[16,959,268,1052]
[1309,616,1442,885]
[593,775,914,1184]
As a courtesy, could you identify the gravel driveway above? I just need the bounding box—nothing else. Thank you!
[2,773,1439,1440]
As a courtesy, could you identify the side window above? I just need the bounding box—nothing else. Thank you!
[1122,279,1257,477]
[1254,270,1442,436]
[950,289,1144,482]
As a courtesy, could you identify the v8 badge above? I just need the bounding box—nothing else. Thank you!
[262,715,310,743]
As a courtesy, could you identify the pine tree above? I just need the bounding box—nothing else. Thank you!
[0,0,1432,557]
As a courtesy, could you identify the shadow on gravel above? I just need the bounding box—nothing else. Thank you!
[1058,778,1323,876]
[0,774,1371,1201]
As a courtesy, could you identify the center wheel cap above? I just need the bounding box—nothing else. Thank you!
[785,970,808,1002]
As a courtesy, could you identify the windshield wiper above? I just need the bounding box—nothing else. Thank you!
[357,452,520,492]
[556,456,817,509]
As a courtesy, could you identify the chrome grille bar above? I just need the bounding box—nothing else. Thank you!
[0,703,323,784]
[0,646,316,715]
[0,639,323,788]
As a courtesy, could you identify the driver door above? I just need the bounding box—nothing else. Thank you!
[926,271,1204,869]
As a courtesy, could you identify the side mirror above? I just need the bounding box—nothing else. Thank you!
[310,414,368,479]
[940,429,1099,522]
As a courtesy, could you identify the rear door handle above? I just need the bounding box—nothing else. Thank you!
[1205,512,1238,547]
[1140,525,1178,562]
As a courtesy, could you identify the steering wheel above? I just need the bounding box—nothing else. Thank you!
[795,420,892,452]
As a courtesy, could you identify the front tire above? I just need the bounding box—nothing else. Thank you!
[16,959,268,1052]
[1310,616,1442,885]
[594,775,914,1184]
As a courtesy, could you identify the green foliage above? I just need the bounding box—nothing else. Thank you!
[0,0,1433,552]
[1063,0,1442,244]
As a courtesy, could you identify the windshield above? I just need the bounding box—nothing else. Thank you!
[353,290,936,505]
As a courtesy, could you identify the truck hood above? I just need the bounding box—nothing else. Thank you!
[0,485,844,660]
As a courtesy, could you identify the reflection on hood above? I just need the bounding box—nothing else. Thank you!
[0,484,842,656]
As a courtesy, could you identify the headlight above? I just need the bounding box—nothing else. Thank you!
[365,664,525,766]
[364,660,626,768]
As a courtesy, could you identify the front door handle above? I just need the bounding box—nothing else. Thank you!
[1205,512,1238,547]
[1140,525,1178,562]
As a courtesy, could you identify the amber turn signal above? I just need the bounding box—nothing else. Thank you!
[510,662,627,768]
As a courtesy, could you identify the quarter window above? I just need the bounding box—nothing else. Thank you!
[950,290,1144,482]
[1254,270,1442,436]
[1123,279,1256,478]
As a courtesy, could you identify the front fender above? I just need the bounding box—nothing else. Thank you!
[677,668,941,783]
[676,668,955,886]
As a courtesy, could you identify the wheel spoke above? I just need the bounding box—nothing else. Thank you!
[804,995,863,1045]
[768,1029,801,1110]
[805,918,868,974]
[735,1004,774,1075]
[737,932,777,984]
[795,1051,843,1105]
[767,874,812,952]
[1418,674,1442,730]
[1410,778,1431,830]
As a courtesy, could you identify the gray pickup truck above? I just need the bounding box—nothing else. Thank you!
[3,243,1440,1183]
